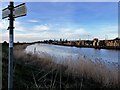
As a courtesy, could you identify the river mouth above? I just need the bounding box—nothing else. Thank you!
[25,43,118,69]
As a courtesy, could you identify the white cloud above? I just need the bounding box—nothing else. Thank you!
[14,21,28,32]
[101,26,118,39]
[28,20,39,23]
[0,20,27,32]
[1,19,118,43]
[0,20,28,43]
[102,26,118,34]
[33,25,50,31]
[0,20,9,30]
[91,25,118,40]
[0,20,25,32]
[1,32,9,42]
[28,27,89,40]
[59,28,89,39]
[1,21,91,42]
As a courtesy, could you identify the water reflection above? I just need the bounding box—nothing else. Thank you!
[25,44,119,66]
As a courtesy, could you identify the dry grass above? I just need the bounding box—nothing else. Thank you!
[12,44,119,89]
[62,57,118,87]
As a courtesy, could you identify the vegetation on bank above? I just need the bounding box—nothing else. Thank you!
[2,43,119,89]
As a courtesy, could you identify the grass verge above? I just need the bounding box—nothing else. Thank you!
[2,43,119,89]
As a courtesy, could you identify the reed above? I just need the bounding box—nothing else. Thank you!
[3,44,119,89]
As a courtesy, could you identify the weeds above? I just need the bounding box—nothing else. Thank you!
[2,44,119,89]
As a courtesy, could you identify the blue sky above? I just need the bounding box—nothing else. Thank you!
[1,2,118,42]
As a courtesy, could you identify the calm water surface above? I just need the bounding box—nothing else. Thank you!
[25,44,119,64]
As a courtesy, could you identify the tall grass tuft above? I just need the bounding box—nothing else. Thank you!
[7,44,118,89]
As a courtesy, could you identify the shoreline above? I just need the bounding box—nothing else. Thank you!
[1,42,120,50]
[37,42,120,50]
[26,43,118,68]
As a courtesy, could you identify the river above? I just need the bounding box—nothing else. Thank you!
[25,43,119,67]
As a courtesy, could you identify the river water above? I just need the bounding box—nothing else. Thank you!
[25,44,119,67]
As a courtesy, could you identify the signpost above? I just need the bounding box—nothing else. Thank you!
[2,2,27,89]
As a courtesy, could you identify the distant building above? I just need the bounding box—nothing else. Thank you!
[79,40,85,46]
[104,38,120,47]
[106,40,114,46]
[85,40,93,46]
[93,38,99,46]
[59,37,120,49]
[113,38,120,46]
[66,41,75,45]
[75,40,85,46]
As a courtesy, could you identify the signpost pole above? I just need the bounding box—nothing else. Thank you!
[2,1,26,89]
[8,2,14,89]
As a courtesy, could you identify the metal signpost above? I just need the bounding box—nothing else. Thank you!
[2,2,27,89]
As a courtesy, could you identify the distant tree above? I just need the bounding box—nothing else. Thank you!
[114,37,120,40]
[3,41,7,44]
[65,39,68,43]
[44,40,48,43]
[54,39,56,42]
[17,41,20,44]
[3,41,8,46]
[99,41,106,46]
[23,42,26,43]
[60,38,62,42]
[49,40,53,43]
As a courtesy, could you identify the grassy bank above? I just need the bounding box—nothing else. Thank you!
[2,43,119,89]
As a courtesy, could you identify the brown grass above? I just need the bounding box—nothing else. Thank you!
[62,57,118,87]
[13,44,119,88]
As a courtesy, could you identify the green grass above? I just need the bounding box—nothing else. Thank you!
[2,43,119,89]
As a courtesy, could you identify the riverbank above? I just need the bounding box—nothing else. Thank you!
[48,43,120,50]
[2,43,119,89]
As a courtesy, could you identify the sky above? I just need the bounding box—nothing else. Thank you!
[0,2,118,42]
[1,0,119,2]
